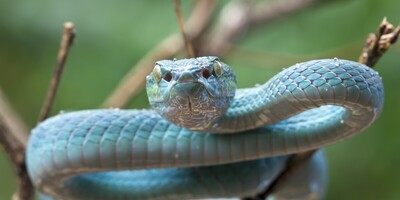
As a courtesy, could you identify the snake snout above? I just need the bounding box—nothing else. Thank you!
[170,82,206,100]
[178,71,197,83]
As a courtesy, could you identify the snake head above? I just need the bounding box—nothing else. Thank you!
[146,56,236,131]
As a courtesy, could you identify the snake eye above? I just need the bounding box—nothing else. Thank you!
[202,68,212,79]
[212,60,223,77]
[152,65,162,83]
[164,71,173,82]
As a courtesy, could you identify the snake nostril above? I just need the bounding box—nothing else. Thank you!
[164,72,173,82]
[202,69,212,79]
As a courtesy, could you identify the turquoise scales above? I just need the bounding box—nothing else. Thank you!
[26,57,384,199]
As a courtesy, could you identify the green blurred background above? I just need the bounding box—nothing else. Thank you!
[1,0,399,199]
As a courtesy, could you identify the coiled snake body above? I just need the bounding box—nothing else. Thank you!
[27,57,384,199]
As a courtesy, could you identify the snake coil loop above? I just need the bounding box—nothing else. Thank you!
[27,57,383,200]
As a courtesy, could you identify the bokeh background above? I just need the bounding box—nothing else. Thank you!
[1,0,400,199]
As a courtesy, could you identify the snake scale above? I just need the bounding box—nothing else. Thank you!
[26,57,384,200]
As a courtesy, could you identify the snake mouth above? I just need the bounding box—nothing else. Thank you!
[187,96,193,112]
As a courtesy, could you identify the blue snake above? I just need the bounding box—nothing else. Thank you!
[26,57,384,199]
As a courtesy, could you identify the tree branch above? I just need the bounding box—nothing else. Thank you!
[38,22,75,121]
[243,18,400,200]
[199,0,322,56]
[359,17,400,67]
[174,0,195,57]
[0,93,33,200]
[242,150,317,200]
[0,91,28,145]
[0,22,77,200]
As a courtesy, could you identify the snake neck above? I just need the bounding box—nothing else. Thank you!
[208,59,383,133]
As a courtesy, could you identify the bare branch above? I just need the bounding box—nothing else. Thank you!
[242,151,316,200]
[200,0,322,56]
[198,0,253,56]
[358,17,400,67]
[102,35,184,108]
[0,91,28,145]
[0,96,33,200]
[249,0,318,26]
[0,21,77,200]
[174,0,195,57]
[102,0,217,108]
[38,22,75,121]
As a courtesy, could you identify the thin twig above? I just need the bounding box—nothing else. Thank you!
[198,0,253,56]
[243,18,400,200]
[0,91,32,200]
[0,91,29,145]
[358,17,400,67]
[38,22,75,121]
[0,21,77,200]
[174,0,195,57]
[242,151,316,200]
[199,0,322,56]
[249,0,318,26]
[102,0,217,108]
[102,35,184,108]
[0,113,33,200]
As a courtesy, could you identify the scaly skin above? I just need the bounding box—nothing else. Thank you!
[26,58,383,199]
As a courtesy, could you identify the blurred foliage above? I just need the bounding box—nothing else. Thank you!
[0,0,400,199]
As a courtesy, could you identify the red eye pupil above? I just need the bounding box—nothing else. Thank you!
[164,72,172,82]
[202,69,211,79]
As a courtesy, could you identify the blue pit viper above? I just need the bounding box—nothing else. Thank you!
[26,57,384,199]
